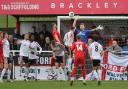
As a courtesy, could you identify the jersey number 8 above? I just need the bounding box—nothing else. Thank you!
[95,45,98,52]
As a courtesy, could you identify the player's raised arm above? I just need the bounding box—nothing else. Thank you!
[72,15,79,31]
[72,17,77,28]
[92,25,104,31]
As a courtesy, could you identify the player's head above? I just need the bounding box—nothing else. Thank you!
[24,33,30,40]
[92,35,99,42]
[52,23,57,29]
[88,38,93,45]
[3,32,9,39]
[80,23,85,30]
[76,35,81,40]
[70,27,75,31]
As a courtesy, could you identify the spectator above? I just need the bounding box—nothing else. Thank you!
[32,26,38,40]
[122,38,128,51]
[13,29,21,39]
[106,40,122,53]
[40,24,52,38]
[43,37,51,50]
[38,33,45,49]
[8,35,18,50]
[13,38,19,50]
[8,35,13,50]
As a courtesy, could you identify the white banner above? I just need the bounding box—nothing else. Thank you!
[103,52,128,80]
[14,66,66,80]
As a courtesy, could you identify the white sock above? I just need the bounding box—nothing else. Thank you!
[90,70,95,80]
[60,67,67,80]
[63,67,67,80]
[83,79,86,83]
[0,69,6,80]
[55,68,59,74]
[71,77,74,81]
[97,69,101,81]
[55,68,61,80]
[7,69,11,80]
[25,67,29,78]
[59,67,63,73]
[93,70,98,81]
[93,70,100,81]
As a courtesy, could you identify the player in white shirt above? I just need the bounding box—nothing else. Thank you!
[89,36,103,85]
[0,33,12,83]
[63,20,76,80]
[64,27,74,48]
[29,34,42,61]
[63,19,76,55]
[29,34,42,80]
[19,33,31,81]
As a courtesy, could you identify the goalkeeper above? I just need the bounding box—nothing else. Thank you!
[73,16,104,43]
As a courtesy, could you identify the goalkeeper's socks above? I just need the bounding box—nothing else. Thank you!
[0,68,6,80]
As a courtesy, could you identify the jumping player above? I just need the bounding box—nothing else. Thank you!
[51,23,62,43]
[51,40,65,80]
[89,36,103,85]
[70,35,89,86]
[74,17,103,43]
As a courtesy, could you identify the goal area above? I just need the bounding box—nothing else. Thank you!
[57,16,128,78]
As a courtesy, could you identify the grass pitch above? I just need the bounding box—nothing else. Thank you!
[0,80,127,89]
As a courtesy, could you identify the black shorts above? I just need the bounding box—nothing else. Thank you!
[55,56,63,64]
[28,59,37,65]
[4,57,12,64]
[92,60,101,67]
[22,56,29,64]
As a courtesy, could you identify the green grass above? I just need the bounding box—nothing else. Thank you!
[0,80,128,89]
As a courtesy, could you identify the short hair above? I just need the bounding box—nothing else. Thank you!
[70,27,75,30]
[92,35,99,41]
[80,22,85,25]
[76,35,81,40]
[51,23,56,27]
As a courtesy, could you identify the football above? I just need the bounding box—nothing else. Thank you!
[69,11,75,18]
